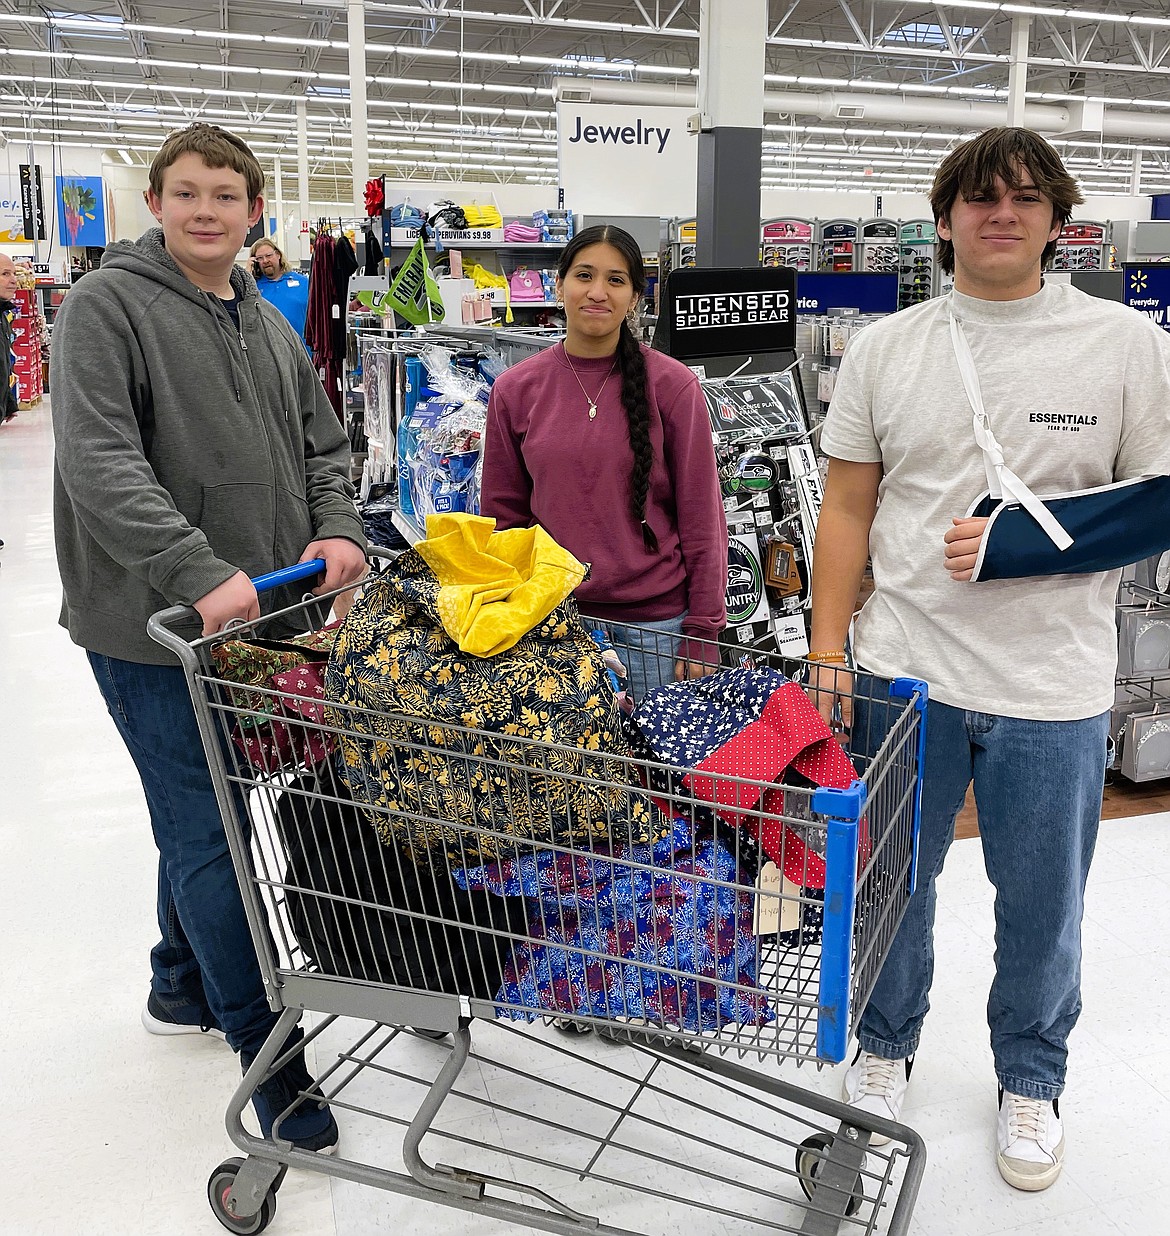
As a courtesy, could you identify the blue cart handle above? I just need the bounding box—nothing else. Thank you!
[250,559,326,595]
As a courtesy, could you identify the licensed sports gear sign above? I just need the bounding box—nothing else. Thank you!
[654,267,797,360]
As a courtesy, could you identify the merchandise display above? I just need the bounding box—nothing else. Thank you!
[899,220,939,308]
[817,219,858,272]
[860,218,899,273]
[699,367,820,657]
[1051,220,1115,271]
[9,272,46,408]
[762,217,814,270]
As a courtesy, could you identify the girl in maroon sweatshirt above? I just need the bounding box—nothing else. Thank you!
[481,224,727,700]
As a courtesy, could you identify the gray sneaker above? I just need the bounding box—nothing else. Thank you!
[141,991,225,1040]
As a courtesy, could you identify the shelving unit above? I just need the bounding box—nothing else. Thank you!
[10,283,46,408]
[1113,567,1170,782]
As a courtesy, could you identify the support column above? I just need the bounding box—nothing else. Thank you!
[273,156,285,250]
[296,99,310,266]
[348,0,369,219]
[1006,15,1030,128]
[1130,148,1143,196]
[695,0,766,268]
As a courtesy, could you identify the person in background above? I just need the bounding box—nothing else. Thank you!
[810,126,1170,1192]
[1,252,18,430]
[480,223,727,699]
[250,237,310,347]
[51,122,367,1156]
[0,251,17,551]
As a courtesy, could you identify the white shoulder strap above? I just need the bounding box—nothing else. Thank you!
[948,303,1074,552]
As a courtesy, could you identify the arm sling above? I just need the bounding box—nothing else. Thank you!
[949,303,1170,582]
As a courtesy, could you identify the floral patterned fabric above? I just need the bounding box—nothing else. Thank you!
[324,548,661,866]
[626,667,865,890]
[211,624,340,721]
[232,661,335,774]
[454,818,772,1031]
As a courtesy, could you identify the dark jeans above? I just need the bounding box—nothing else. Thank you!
[853,680,1108,1100]
[88,652,278,1058]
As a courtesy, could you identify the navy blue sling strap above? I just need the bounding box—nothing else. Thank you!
[949,304,1170,583]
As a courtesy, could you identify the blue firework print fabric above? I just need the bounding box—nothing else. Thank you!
[455,818,773,1030]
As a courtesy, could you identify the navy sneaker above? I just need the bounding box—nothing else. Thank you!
[141,990,225,1040]
[246,1030,339,1156]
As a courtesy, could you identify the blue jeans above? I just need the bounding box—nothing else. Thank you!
[853,688,1108,1101]
[88,652,279,1059]
[599,612,687,703]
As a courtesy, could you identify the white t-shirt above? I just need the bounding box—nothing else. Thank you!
[821,282,1170,721]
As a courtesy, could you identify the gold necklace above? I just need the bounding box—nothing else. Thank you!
[564,350,618,420]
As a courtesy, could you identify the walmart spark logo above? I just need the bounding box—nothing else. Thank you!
[1131,269,1148,293]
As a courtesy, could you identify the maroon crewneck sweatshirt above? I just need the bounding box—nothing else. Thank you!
[481,342,727,662]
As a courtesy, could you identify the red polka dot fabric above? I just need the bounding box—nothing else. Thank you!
[629,669,868,889]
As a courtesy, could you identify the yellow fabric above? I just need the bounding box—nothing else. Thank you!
[414,513,587,658]
[463,261,512,323]
[463,204,503,228]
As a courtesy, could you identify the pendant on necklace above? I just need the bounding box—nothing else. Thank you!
[588,404,597,420]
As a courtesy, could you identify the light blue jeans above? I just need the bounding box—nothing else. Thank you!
[853,687,1109,1101]
[598,613,687,703]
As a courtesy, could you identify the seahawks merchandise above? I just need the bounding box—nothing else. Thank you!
[689,355,821,661]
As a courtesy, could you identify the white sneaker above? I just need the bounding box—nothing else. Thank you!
[841,1049,913,1147]
[996,1090,1064,1191]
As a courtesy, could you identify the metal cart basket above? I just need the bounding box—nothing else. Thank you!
[148,560,928,1236]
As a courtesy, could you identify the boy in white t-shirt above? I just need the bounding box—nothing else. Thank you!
[811,127,1170,1192]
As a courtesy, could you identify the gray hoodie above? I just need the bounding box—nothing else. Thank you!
[52,227,365,664]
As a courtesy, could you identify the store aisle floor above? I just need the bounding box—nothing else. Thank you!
[3,401,1167,1236]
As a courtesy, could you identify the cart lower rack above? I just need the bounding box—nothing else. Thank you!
[149,570,928,1236]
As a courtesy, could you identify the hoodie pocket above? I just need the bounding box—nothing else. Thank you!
[199,483,278,578]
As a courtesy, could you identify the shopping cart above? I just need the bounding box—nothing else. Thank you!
[147,556,929,1236]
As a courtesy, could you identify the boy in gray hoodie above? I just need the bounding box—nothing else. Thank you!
[51,124,366,1155]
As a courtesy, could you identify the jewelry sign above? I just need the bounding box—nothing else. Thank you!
[655,267,797,360]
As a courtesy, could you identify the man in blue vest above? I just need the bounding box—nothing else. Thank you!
[249,238,309,346]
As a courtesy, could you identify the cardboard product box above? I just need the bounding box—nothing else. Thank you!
[1117,606,1170,678]
[1109,699,1164,769]
[1120,710,1170,782]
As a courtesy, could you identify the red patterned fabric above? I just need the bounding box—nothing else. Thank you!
[628,667,869,889]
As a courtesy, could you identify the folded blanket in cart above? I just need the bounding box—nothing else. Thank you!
[455,818,773,1031]
[626,667,866,890]
[275,759,524,996]
[326,515,663,865]
[211,623,340,719]
[213,626,341,774]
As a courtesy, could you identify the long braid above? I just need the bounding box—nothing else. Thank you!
[616,319,658,552]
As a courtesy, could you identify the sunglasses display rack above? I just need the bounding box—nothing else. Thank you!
[861,218,900,274]
[1051,221,1115,272]
[817,219,859,272]
[760,217,815,271]
[898,220,939,309]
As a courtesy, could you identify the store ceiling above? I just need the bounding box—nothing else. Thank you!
[5,1,1170,197]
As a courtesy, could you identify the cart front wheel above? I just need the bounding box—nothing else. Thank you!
[207,1157,278,1234]
[795,1132,863,1218]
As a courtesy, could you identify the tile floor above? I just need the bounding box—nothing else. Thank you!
[3,401,1167,1235]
